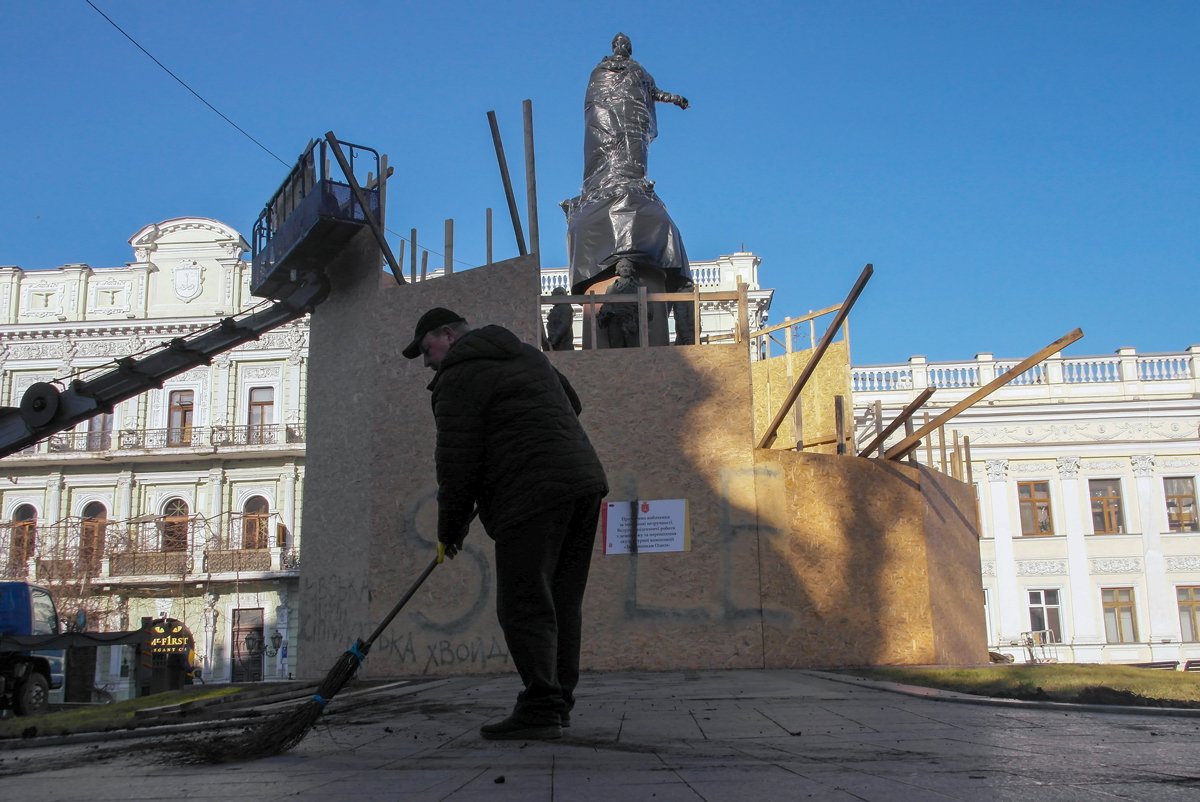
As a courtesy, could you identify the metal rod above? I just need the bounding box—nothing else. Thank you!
[757,264,874,449]
[486,110,527,256]
[444,219,454,275]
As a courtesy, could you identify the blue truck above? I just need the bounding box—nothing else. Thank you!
[0,581,65,715]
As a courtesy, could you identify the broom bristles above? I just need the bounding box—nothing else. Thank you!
[172,646,366,763]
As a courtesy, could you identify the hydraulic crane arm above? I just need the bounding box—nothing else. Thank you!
[0,275,329,460]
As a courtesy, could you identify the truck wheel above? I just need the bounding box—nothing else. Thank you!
[14,673,49,716]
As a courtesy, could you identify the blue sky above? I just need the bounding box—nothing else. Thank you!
[1,1,1195,365]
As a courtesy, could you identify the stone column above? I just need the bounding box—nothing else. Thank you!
[206,467,225,547]
[985,459,1022,645]
[1132,455,1174,641]
[281,464,297,545]
[1057,457,1102,649]
[115,471,135,521]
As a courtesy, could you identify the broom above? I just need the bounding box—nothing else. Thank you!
[178,553,441,763]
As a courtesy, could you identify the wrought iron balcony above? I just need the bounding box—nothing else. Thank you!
[36,424,306,457]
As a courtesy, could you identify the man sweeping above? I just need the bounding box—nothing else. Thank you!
[403,307,608,740]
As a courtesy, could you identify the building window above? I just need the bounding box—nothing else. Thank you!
[168,390,194,446]
[1165,477,1198,533]
[242,496,270,550]
[1102,587,1138,644]
[1179,586,1200,643]
[161,498,189,552]
[1089,479,1124,534]
[1018,481,1054,536]
[1027,589,1062,643]
[87,412,113,451]
[8,504,37,574]
[247,387,274,444]
[80,501,107,575]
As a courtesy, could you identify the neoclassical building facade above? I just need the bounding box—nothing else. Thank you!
[852,350,1200,666]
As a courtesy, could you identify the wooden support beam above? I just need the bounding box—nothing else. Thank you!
[420,250,429,282]
[444,219,454,275]
[857,386,937,458]
[486,110,527,256]
[523,99,540,258]
[637,286,650,349]
[486,208,493,266]
[757,264,874,449]
[409,228,417,284]
[963,436,974,483]
[884,328,1083,459]
[834,395,847,455]
[903,416,916,464]
[324,132,405,284]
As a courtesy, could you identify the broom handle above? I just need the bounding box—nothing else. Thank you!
[361,555,440,650]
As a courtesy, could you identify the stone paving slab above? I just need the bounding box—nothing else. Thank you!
[2,668,1200,801]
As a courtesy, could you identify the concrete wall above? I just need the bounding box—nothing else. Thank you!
[298,249,987,679]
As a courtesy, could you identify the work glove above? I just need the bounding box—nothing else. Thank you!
[436,540,459,564]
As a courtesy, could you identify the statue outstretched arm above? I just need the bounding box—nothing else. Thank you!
[653,89,689,109]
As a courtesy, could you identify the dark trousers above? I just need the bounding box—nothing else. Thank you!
[493,492,602,724]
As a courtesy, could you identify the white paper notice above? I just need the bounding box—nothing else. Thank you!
[602,499,690,555]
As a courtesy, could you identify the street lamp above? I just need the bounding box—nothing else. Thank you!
[267,630,283,657]
[244,630,263,656]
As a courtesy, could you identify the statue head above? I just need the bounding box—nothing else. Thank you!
[611,32,632,58]
[614,257,635,278]
[551,286,568,295]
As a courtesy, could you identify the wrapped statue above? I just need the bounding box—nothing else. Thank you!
[562,33,693,296]
[545,286,576,351]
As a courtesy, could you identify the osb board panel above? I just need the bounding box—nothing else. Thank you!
[550,345,764,671]
[750,340,851,455]
[755,450,981,667]
[298,230,387,672]
[919,467,989,665]
[299,254,542,677]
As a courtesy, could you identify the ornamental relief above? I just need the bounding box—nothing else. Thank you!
[1090,557,1142,574]
[1008,461,1055,476]
[980,561,995,576]
[1159,458,1200,470]
[1017,560,1067,576]
[242,365,281,380]
[1166,556,1200,572]
[961,419,1199,445]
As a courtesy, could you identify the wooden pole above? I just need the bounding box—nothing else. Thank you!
[873,400,883,445]
[420,250,429,282]
[884,328,1084,459]
[857,386,937,458]
[486,208,493,266]
[924,412,933,465]
[588,291,598,350]
[637,285,650,349]
[938,425,948,473]
[409,228,417,284]
[964,436,974,483]
[757,264,874,449]
[523,99,540,258]
[903,417,916,464]
[486,110,527,256]
[834,395,846,455]
[444,219,454,275]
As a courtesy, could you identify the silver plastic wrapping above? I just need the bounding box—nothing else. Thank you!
[562,38,692,293]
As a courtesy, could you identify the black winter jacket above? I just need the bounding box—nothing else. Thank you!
[428,325,608,544]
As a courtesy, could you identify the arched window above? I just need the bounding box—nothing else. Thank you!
[8,504,36,574]
[161,498,189,552]
[80,501,108,574]
[242,496,270,550]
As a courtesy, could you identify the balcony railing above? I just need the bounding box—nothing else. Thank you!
[0,511,296,583]
[35,424,306,457]
[852,347,1200,394]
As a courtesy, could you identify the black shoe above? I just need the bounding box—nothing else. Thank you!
[480,716,562,741]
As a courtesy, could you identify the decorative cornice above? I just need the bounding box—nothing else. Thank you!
[1166,556,1200,572]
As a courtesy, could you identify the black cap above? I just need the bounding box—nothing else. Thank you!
[402,307,466,359]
